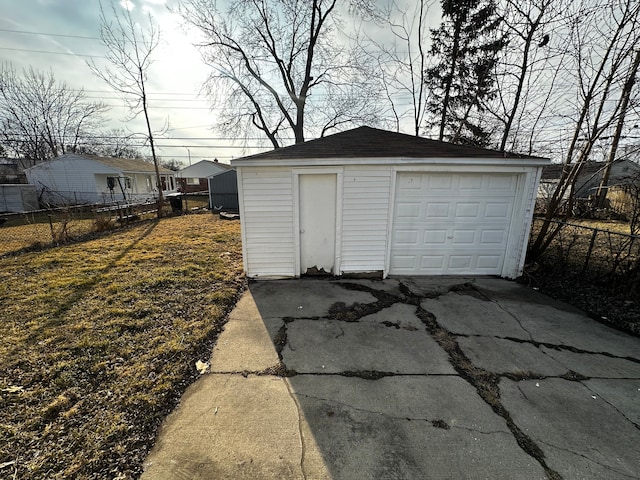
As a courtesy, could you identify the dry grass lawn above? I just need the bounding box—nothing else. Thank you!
[0,214,244,479]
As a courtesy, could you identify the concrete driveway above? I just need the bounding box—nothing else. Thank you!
[142,277,640,480]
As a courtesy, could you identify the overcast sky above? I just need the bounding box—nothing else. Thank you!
[0,0,257,164]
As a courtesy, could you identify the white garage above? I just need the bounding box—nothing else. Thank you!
[232,126,548,280]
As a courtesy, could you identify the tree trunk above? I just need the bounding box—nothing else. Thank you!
[438,15,463,142]
[142,90,163,218]
[499,10,540,151]
[594,48,640,208]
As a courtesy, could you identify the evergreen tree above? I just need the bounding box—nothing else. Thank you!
[425,0,505,146]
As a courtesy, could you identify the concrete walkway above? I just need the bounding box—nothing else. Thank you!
[142,277,640,479]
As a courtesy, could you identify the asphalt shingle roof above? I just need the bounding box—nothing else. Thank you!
[86,155,174,174]
[236,126,545,161]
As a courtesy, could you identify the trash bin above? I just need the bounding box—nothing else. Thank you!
[168,195,183,213]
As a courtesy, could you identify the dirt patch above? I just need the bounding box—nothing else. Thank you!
[327,282,401,322]
[522,268,640,335]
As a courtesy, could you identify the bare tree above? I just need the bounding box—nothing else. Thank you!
[88,1,165,216]
[79,127,144,159]
[360,0,434,136]
[528,0,640,259]
[490,0,558,152]
[0,64,108,165]
[178,0,383,147]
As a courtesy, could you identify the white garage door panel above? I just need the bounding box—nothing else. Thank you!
[390,173,518,275]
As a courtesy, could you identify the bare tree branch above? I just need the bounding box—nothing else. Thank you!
[0,63,108,165]
[178,0,384,146]
[88,1,166,216]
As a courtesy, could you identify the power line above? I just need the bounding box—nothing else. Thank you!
[0,46,105,58]
[0,28,101,40]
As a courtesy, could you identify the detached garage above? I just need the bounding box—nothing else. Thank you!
[232,126,548,279]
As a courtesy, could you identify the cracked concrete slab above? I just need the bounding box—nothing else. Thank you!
[458,336,567,376]
[337,278,405,296]
[539,347,640,379]
[358,303,423,331]
[143,277,640,480]
[142,375,313,480]
[421,293,532,339]
[583,379,640,425]
[290,375,510,432]
[283,320,455,374]
[508,304,640,358]
[248,279,377,318]
[288,375,546,479]
[500,378,640,479]
[399,276,477,297]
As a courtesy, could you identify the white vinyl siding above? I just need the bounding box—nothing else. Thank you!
[26,156,105,204]
[341,167,392,273]
[235,158,545,280]
[240,167,295,277]
[508,170,542,277]
[25,154,176,205]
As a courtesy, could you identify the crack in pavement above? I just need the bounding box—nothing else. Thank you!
[260,279,638,480]
[455,334,640,363]
[284,379,308,480]
[580,381,640,430]
[302,280,563,479]
[413,300,563,480]
[490,299,536,342]
[292,391,457,430]
[211,368,459,380]
[537,439,639,479]
[331,280,564,480]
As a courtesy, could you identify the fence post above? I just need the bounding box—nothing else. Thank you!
[582,229,598,274]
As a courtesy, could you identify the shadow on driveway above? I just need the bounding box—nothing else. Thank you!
[142,277,640,480]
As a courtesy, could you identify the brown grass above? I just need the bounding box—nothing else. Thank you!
[0,214,244,479]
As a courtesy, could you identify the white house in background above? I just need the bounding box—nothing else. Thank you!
[25,154,177,206]
[176,159,231,193]
[232,126,549,280]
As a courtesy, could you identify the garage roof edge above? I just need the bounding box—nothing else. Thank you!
[231,126,550,166]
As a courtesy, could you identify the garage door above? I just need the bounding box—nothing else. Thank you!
[389,172,518,275]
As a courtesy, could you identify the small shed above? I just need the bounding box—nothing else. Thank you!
[0,184,38,212]
[232,126,548,279]
[208,169,239,211]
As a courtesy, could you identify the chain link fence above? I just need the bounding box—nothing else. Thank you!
[530,218,640,299]
[0,192,213,257]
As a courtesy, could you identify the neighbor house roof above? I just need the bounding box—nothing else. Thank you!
[177,159,232,178]
[232,126,547,165]
[540,160,640,181]
[86,155,174,174]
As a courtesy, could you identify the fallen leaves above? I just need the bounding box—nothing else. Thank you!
[195,360,210,374]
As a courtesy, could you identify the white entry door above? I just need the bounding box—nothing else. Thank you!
[299,174,337,275]
[390,172,518,275]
